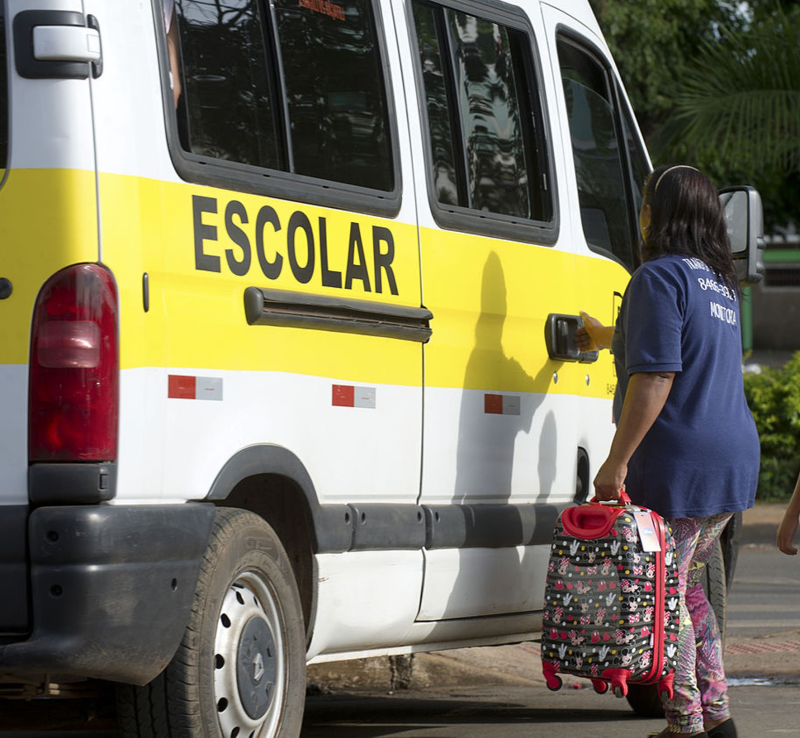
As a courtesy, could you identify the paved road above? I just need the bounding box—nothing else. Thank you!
[727,544,800,640]
[2,536,799,736]
[300,681,800,737]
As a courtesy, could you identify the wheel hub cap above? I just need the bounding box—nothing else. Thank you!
[237,616,277,719]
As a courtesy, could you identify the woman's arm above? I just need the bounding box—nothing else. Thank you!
[777,471,800,555]
[594,371,675,500]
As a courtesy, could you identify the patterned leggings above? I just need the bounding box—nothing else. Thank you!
[661,513,733,734]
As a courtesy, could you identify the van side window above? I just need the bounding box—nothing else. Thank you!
[172,0,394,193]
[619,90,649,224]
[412,1,553,227]
[557,37,640,271]
[275,0,393,190]
[176,0,281,170]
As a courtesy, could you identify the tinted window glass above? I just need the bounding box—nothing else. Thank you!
[0,7,6,170]
[175,0,281,169]
[450,13,530,217]
[412,2,552,223]
[620,92,649,227]
[275,0,393,190]
[172,0,393,192]
[413,3,460,206]
[558,38,636,269]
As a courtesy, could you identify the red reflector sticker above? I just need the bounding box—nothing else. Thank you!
[332,384,355,407]
[484,394,520,415]
[169,375,196,399]
[332,385,376,408]
[168,375,223,400]
[484,394,503,414]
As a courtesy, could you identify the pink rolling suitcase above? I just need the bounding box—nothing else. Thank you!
[541,492,679,698]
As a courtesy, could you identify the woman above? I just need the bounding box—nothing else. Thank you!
[577,165,759,738]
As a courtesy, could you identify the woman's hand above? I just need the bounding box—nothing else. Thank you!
[593,459,626,501]
[576,311,613,352]
[777,512,799,555]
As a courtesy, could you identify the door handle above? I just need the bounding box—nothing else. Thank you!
[545,313,599,363]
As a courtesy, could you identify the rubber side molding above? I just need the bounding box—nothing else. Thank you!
[423,502,563,550]
[208,444,571,553]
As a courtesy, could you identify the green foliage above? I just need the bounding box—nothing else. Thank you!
[673,8,800,173]
[592,0,800,231]
[589,0,746,142]
[743,352,800,500]
[668,7,800,230]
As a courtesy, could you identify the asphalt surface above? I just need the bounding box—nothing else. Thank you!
[300,682,800,737]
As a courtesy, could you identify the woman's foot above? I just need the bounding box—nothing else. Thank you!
[705,718,737,737]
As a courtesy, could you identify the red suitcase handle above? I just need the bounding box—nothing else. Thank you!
[561,491,631,539]
[589,490,631,506]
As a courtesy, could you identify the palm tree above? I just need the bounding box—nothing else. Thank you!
[671,8,800,177]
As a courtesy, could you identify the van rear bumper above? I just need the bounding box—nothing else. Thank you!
[0,503,215,686]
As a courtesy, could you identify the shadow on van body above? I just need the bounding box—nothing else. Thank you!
[453,251,556,503]
[446,252,557,617]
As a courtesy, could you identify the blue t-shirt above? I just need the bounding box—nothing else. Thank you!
[611,254,759,519]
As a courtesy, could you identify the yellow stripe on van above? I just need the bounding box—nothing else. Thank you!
[0,169,628,400]
[0,169,99,363]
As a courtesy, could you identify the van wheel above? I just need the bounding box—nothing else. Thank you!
[626,539,727,719]
[117,508,306,737]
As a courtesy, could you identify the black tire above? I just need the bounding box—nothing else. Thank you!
[626,683,664,718]
[702,537,728,644]
[626,538,728,719]
[117,508,306,737]
[719,511,742,593]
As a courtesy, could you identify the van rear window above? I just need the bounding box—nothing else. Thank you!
[171,0,394,193]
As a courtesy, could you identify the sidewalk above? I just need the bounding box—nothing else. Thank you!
[307,503,797,693]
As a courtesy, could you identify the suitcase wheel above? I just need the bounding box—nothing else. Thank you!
[545,674,562,691]
[602,668,630,698]
[657,673,675,701]
[591,679,608,695]
[542,662,562,691]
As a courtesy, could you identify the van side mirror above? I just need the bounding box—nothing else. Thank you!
[718,186,765,285]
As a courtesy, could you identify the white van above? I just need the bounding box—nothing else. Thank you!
[0,0,761,735]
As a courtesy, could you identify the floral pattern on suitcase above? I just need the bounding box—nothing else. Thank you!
[541,508,680,689]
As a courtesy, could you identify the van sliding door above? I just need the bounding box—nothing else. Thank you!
[409,0,580,622]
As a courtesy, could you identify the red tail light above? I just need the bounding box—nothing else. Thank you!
[29,264,119,462]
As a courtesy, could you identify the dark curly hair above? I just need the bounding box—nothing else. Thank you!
[642,165,739,296]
